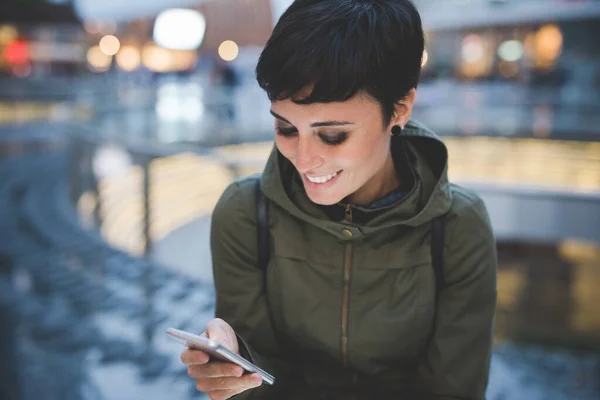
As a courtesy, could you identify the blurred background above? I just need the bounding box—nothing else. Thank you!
[0,0,599,399]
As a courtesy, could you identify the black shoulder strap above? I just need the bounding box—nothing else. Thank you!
[417,217,445,362]
[256,179,270,270]
[431,217,445,301]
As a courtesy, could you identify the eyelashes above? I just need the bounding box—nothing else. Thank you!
[321,133,348,146]
[275,126,298,136]
[275,126,349,146]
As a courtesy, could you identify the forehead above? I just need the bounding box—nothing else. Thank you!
[271,92,382,124]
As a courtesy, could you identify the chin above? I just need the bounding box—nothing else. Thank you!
[305,190,344,206]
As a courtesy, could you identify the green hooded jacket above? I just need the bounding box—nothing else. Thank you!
[211,120,498,399]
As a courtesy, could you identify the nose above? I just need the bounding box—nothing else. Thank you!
[295,135,324,173]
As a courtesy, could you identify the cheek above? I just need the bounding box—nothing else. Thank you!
[340,135,388,183]
[340,134,387,170]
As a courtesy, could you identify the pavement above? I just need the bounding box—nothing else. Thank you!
[0,138,214,399]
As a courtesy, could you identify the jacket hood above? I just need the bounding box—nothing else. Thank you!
[260,120,453,240]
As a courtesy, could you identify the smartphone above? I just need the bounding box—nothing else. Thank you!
[166,327,275,385]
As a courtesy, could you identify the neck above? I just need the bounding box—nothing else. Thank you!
[346,150,400,206]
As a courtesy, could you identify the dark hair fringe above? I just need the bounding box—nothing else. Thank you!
[256,0,425,126]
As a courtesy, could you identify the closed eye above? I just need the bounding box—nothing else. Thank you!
[276,126,349,146]
[319,133,348,146]
[275,126,298,137]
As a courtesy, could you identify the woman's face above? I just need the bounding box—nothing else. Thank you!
[271,92,399,206]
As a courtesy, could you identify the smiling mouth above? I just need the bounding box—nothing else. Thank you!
[305,170,342,184]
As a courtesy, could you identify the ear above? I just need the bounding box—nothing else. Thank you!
[389,89,417,129]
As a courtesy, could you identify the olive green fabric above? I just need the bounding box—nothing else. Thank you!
[211,120,498,399]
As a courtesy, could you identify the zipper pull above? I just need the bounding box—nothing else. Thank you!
[345,204,353,223]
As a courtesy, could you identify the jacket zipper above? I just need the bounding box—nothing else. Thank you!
[341,204,353,368]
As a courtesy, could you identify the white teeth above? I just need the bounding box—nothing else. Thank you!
[306,171,338,184]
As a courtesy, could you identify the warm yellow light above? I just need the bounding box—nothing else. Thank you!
[218,40,239,61]
[462,34,485,63]
[87,45,112,72]
[141,43,195,72]
[99,35,120,56]
[142,44,172,72]
[116,45,141,71]
[421,49,429,67]
[0,25,18,45]
[459,34,493,79]
[535,24,563,68]
[171,51,197,71]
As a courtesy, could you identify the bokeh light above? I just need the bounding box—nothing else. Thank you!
[87,45,112,72]
[0,25,18,45]
[460,34,493,78]
[142,43,172,72]
[498,40,524,62]
[116,45,141,71]
[462,34,485,63]
[83,21,101,34]
[100,21,117,35]
[3,40,29,64]
[535,24,563,68]
[153,9,206,51]
[99,35,120,56]
[218,40,239,62]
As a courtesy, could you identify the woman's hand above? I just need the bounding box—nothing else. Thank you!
[181,318,263,400]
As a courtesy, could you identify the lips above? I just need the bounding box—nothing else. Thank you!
[302,169,344,190]
[305,170,340,184]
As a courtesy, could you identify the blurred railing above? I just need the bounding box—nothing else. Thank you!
[72,142,600,255]
[68,126,265,258]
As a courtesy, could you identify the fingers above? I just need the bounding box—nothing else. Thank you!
[180,348,210,365]
[206,378,262,400]
[206,389,237,400]
[179,319,256,399]
[188,361,244,379]
[195,373,263,395]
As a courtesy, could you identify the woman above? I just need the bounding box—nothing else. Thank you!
[181,0,497,399]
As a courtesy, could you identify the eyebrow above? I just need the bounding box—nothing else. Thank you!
[270,110,354,128]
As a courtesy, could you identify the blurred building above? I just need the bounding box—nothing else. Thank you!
[0,0,275,78]
[417,0,600,29]
[417,0,600,94]
[0,1,87,77]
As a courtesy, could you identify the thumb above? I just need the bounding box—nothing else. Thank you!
[206,318,238,353]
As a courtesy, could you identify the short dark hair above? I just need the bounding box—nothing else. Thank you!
[256,0,425,126]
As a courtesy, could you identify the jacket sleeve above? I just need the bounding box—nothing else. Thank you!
[413,194,498,400]
[210,179,290,399]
